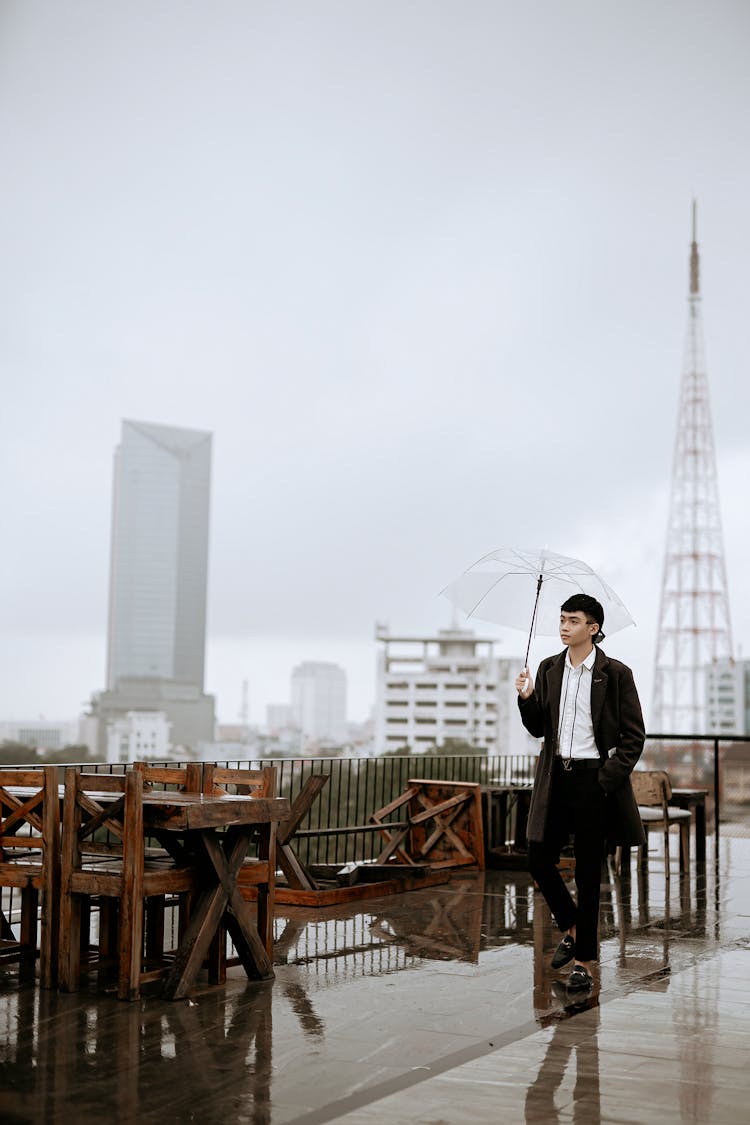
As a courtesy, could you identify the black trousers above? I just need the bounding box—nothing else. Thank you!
[527,762,607,962]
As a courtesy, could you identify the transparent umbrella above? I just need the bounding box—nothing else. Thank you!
[440,546,635,666]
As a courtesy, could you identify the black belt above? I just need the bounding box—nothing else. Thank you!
[555,757,601,772]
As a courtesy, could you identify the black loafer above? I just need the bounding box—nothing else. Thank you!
[567,966,594,992]
[551,934,575,969]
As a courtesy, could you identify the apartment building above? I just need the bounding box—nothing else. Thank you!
[374,624,537,756]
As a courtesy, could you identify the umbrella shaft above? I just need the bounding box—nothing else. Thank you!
[524,573,544,667]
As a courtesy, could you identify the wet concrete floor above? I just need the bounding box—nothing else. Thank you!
[2,836,749,1124]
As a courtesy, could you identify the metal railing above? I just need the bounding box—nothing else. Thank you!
[210,751,537,866]
[641,732,750,848]
[235,736,749,862]
[2,738,749,937]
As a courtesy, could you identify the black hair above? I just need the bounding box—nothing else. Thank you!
[560,594,605,643]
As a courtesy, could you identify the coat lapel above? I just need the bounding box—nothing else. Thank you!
[591,647,609,734]
[545,650,566,747]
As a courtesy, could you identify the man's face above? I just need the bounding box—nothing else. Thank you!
[559,611,598,648]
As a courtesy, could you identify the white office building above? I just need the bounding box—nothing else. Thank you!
[106,711,172,765]
[374,624,538,756]
[706,659,750,735]
[291,662,347,744]
[0,719,79,753]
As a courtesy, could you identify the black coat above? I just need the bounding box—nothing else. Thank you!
[518,646,647,847]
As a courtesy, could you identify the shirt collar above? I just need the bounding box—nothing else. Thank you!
[565,646,596,672]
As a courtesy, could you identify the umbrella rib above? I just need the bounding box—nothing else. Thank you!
[464,569,537,618]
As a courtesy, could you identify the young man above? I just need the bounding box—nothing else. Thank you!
[515,593,646,991]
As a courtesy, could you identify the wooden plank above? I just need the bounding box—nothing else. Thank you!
[142,794,290,832]
[272,869,451,907]
[374,825,417,866]
[278,841,318,891]
[118,769,145,1001]
[344,863,435,884]
[408,791,471,825]
[415,799,473,863]
[368,786,418,822]
[272,775,331,891]
[278,775,329,846]
[57,767,83,993]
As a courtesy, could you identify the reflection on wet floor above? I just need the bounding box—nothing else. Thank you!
[525,1003,601,1124]
[1,838,749,1123]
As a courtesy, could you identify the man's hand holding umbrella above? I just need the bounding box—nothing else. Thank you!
[515,667,534,700]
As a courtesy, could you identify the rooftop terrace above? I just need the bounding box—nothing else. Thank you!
[2,828,749,1124]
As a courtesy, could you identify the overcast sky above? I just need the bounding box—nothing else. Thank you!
[2,1,749,728]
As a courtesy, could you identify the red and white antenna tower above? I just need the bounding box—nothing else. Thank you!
[652,203,734,734]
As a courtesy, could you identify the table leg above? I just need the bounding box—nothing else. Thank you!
[204,829,273,982]
[162,827,273,1000]
[695,801,706,863]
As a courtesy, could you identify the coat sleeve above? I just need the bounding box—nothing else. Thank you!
[598,665,646,794]
[517,663,546,740]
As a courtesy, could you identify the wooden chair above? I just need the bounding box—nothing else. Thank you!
[131,762,203,957]
[0,767,60,988]
[202,764,278,980]
[133,761,203,793]
[58,768,199,1000]
[630,769,692,878]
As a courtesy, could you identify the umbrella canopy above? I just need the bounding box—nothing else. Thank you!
[441,547,634,664]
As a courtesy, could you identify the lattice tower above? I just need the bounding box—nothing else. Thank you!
[652,204,734,734]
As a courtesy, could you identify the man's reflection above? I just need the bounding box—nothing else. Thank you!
[525,1002,601,1125]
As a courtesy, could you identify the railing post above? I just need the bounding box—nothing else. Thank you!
[714,736,720,853]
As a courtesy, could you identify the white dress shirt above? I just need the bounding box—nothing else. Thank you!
[557,647,598,760]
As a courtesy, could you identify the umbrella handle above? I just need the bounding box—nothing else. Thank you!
[523,572,544,669]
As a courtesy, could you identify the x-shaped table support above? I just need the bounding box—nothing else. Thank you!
[162,825,273,1000]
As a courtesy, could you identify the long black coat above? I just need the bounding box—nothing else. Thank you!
[518,646,647,847]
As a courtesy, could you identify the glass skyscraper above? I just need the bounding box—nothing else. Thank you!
[93,420,215,755]
[106,420,212,689]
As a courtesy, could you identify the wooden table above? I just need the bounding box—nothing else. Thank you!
[140,790,290,999]
[670,788,708,863]
[9,780,290,998]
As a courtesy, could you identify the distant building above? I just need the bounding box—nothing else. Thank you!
[215,723,251,743]
[347,712,375,753]
[706,659,750,735]
[93,677,215,756]
[0,719,79,752]
[90,420,215,755]
[374,624,537,756]
[291,662,347,744]
[266,703,296,734]
[106,711,171,765]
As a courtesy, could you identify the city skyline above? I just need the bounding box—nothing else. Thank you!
[2,3,749,731]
